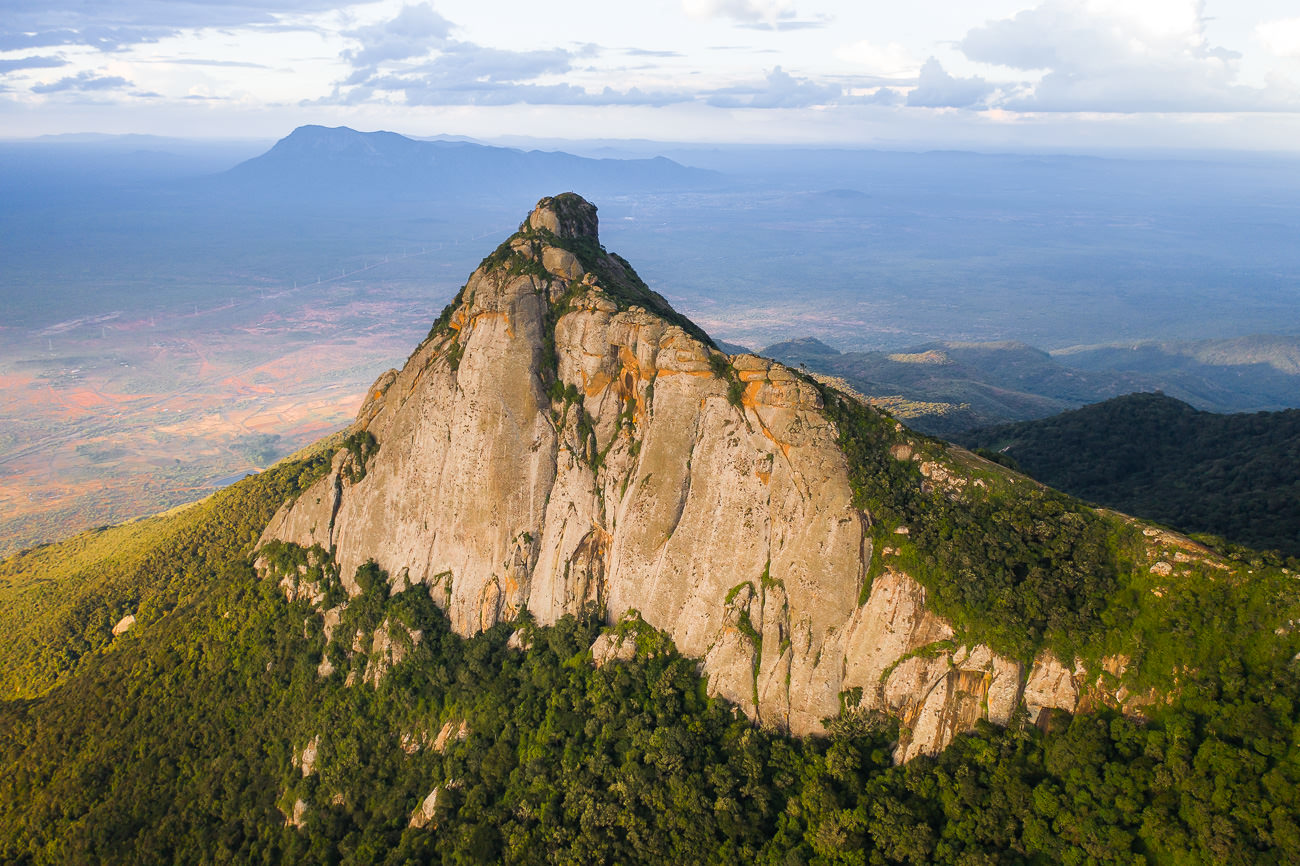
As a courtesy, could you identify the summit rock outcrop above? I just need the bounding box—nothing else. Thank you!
[259,193,1082,760]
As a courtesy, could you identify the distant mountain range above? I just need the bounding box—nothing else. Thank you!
[762,334,1300,436]
[1053,335,1300,409]
[214,125,721,202]
[959,392,1300,557]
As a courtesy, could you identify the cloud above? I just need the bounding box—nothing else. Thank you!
[0,55,67,74]
[332,24,688,108]
[738,19,826,32]
[625,48,684,58]
[395,81,689,107]
[342,3,453,69]
[0,0,343,51]
[1257,17,1300,58]
[834,40,920,80]
[31,70,132,93]
[861,86,904,106]
[157,58,272,69]
[336,4,578,96]
[328,3,696,109]
[343,41,572,89]
[408,43,572,84]
[0,26,173,52]
[906,58,995,108]
[682,0,791,23]
[327,72,688,108]
[706,65,840,108]
[958,0,1294,112]
[681,0,825,31]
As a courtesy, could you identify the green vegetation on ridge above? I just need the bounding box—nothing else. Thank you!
[960,392,1300,559]
[0,446,334,699]
[820,384,1300,709]
[822,385,1121,663]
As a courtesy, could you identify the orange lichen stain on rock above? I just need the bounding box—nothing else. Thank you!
[502,572,521,600]
[612,347,652,421]
[616,347,641,380]
[740,381,765,410]
[739,382,794,459]
[458,310,514,339]
[590,523,613,554]
[654,368,712,378]
[751,421,792,460]
[756,467,772,485]
[584,369,613,397]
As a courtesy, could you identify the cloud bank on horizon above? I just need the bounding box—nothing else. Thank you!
[2,0,1299,149]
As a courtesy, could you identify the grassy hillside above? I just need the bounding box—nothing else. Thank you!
[0,443,335,700]
[960,392,1300,558]
[1,391,1299,863]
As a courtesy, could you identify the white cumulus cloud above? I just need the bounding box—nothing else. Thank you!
[342,3,454,70]
[680,0,823,30]
[682,0,796,23]
[706,65,839,107]
[834,40,919,80]
[1256,17,1300,58]
[957,0,1295,112]
[906,57,995,108]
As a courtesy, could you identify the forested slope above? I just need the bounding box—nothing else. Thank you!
[960,392,1300,558]
[0,429,1297,864]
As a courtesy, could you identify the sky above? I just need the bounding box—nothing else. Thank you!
[3,0,1300,151]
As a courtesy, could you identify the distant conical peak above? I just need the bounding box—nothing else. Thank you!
[525,192,599,241]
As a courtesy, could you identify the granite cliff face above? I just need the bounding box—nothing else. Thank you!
[259,193,1084,761]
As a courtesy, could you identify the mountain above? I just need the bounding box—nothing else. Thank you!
[763,335,1300,436]
[1053,335,1300,412]
[215,125,721,202]
[959,392,1300,557]
[761,337,1160,435]
[259,194,1290,751]
[259,194,1098,754]
[3,194,1299,863]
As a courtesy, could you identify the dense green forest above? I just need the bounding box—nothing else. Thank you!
[1,438,1299,864]
[959,392,1300,558]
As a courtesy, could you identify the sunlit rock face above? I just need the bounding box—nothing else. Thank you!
[260,193,1079,759]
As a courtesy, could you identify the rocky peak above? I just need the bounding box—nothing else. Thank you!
[259,193,1094,762]
[525,192,600,241]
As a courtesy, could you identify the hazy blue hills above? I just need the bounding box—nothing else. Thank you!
[762,335,1300,436]
[0,128,722,329]
[215,125,721,202]
[960,392,1300,557]
[761,336,1161,435]
[1054,335,1300,412]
